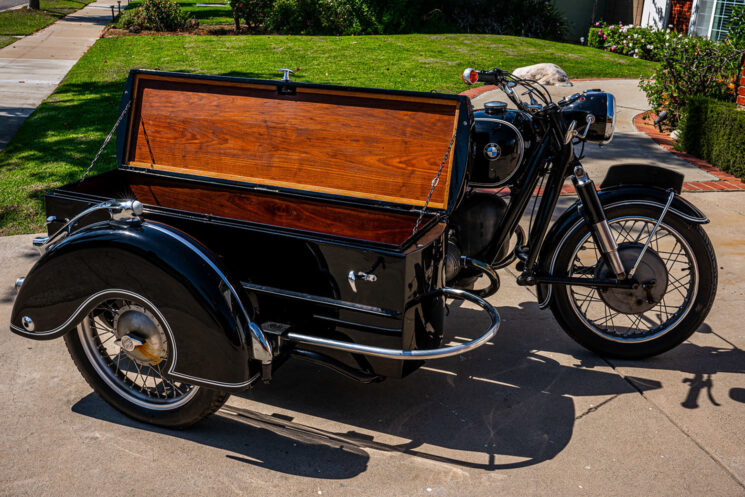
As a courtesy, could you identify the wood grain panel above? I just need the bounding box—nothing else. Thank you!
[127,174,431,246]
[125,75,459,209]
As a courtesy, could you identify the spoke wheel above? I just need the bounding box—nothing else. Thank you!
[566,216,698,343]
[64,291,230,428]
[549,203,717,359]
[77,297,199,410]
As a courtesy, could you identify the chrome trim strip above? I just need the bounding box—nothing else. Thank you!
[286,288,499,360]
[148,223,273,364]
[470,117,525,188]
[10,288,128,337]
[241,282,401,318]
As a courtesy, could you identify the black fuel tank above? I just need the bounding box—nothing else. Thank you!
[470,102,533,187]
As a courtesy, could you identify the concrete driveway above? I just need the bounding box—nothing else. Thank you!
[1,190,744,496]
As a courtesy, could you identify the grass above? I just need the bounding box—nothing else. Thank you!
[0,34,657,234]
[115,0,234,26]
[0,0,95,36]
[0,35,17,48]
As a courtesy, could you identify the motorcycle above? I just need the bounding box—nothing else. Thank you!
[449,67,717,359]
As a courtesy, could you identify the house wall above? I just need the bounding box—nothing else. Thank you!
[641,0,672,28]
[670,0,694,31]
[739,62,745,109]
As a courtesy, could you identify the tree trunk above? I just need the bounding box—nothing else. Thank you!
[28,0,40,9]
[233,12,240,32]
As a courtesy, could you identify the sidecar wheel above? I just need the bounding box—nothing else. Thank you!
[549,204,717,359]
[64,294,229,428]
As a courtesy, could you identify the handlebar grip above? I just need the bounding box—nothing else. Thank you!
[462,68,506,85]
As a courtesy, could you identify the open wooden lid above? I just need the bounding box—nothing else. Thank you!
[117,70,470,212]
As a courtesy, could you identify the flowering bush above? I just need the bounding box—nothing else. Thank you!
[587,22,683,61]
[229,0,270,31]
[639,37,742,124]
[119,0,194,31]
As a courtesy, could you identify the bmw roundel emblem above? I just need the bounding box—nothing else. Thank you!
[484,143,501,160]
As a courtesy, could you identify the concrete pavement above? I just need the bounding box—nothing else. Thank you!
[471,80,719,184]
[1,191,744,496]
[0,0,24,11]
[0,0,117,149]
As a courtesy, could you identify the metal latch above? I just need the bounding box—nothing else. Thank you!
[347,271,377,293]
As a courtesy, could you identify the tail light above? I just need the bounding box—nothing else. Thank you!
[462,68,479,85]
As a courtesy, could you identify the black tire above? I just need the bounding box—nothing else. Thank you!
[63,293,229,429]
[549,203,717,359]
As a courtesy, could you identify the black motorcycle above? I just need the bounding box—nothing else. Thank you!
[450,67,717,359]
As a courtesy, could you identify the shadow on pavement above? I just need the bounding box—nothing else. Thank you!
[71,299,677,478]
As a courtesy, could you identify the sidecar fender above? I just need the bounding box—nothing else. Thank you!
[11,220,271,391]
[536,184,709,308]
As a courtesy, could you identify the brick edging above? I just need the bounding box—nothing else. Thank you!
[633,112,745,191]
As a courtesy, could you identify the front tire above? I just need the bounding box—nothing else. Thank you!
[549,203,717,359]
[64,293,229,428]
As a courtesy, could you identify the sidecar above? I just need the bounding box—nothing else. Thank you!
[10,70,499,409]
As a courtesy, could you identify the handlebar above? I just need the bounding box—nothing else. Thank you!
[462,67,508,85]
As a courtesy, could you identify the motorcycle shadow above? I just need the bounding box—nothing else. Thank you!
[72,300,739,478]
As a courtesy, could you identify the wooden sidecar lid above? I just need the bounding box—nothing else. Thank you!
[117,70,469,211]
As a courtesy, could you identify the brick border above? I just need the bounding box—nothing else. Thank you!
[633,112,745,192]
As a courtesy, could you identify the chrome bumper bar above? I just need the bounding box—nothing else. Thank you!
[285,287,500,360]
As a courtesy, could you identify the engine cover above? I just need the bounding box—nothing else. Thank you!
[469,104,532,187]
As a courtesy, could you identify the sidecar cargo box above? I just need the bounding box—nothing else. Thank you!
[44,70,472,378]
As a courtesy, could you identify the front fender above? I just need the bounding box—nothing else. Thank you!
[11,220,271,391]
[535,185,709,308]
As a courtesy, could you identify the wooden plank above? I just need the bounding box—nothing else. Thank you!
[125,73,459,209]
[128,174,428,245]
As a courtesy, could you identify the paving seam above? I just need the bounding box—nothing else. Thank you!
[506,265,745,488]
[604,355,745,489]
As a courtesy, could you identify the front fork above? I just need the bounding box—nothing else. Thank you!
[571,164,626,279]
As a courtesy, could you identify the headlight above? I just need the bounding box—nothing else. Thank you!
[562,90,616,145]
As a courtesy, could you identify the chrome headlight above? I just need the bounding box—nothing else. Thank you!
[562,90,616,145]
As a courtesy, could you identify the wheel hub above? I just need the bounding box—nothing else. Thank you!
[595,243,668,314]
[114,305,167,366]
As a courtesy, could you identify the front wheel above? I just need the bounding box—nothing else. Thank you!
[549,203,717,359]
[64,293,229,428]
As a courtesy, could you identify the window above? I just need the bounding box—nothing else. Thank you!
[690,0,745,40]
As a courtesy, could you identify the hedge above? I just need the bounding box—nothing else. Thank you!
[679,96,745,180]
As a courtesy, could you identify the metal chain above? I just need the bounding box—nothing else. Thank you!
[412,131,457,236]
[79,101,131,183]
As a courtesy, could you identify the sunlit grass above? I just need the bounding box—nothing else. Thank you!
[0,34,657,234]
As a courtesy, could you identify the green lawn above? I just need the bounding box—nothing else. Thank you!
[0,35,16,48]
[115,0,234,26]
[0,34,657,234]
[0,0,95,36]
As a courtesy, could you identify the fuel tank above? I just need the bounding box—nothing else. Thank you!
[470,101,534,187]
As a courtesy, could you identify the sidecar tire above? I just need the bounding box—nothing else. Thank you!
[548,204,717,359]
[64,319,229,429]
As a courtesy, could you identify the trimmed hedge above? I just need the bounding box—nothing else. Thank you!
[679,96,745,180]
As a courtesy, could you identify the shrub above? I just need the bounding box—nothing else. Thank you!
[265,0,380,35]
[639,37,742,123]
[119,0,194,31]
[587,22,682,61]
[229,0,271,31]
[728,5,745,50]
[679,96,745,180]
[264,0,567,39]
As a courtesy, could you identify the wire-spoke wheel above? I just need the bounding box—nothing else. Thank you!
[64,292,229,428]
[550,203,717,359]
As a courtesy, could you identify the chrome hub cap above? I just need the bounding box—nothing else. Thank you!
[114,305,167,366]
